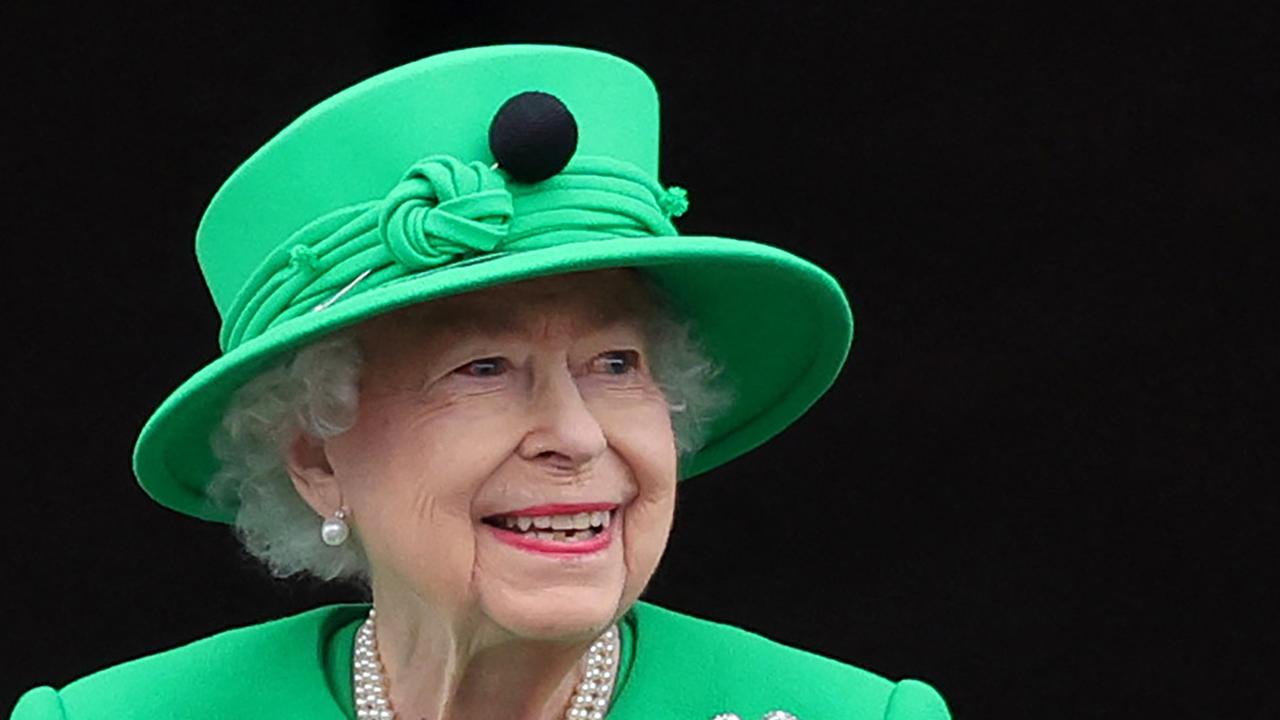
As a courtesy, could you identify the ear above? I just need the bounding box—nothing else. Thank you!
[285,429,343,518]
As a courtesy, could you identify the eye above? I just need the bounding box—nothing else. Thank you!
[454,357,508,377]
[590,350,641,376]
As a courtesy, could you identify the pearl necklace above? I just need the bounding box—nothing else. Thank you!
[353,608,619,720]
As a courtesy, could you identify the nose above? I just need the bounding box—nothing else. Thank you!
[517,362,608,473]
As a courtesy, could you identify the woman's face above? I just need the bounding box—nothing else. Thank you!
[319,270,677,640]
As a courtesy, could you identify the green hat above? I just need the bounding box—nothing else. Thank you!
[133,44,854,523]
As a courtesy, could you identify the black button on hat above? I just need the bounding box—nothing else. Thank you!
[488,91,579,183]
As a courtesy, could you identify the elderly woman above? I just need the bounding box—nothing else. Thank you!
[12,45,949,720]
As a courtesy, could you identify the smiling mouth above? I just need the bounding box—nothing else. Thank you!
[481,509,616,543]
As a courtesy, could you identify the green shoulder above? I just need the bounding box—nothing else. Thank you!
[10,604,367,720]
[610,602,949,720]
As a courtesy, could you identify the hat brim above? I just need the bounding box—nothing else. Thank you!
[133,235,854,522]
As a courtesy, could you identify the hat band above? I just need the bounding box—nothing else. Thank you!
[219,155,687,352]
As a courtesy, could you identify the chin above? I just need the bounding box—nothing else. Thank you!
[482,586,625,642]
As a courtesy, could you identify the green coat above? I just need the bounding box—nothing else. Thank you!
[11,602,949,719]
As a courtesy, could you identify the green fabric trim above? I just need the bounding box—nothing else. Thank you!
[219,155,678,352]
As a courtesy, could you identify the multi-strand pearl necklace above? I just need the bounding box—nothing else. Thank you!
[353,608,619,720]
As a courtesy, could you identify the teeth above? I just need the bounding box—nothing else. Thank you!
[535,531,555,541]
[492,510,617,535]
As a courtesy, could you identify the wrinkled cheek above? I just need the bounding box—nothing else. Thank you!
[366,511,481,610]
[430,529,483,607]
[594,400,677,453]
[621,495,676,597]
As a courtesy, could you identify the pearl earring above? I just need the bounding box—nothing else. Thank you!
[320,508,350,546]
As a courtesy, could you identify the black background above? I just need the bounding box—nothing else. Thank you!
[4,2,1277,717]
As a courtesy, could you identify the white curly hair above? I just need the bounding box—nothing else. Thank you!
[207,280,729,585]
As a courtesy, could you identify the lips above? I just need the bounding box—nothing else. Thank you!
[481,503,619,555]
